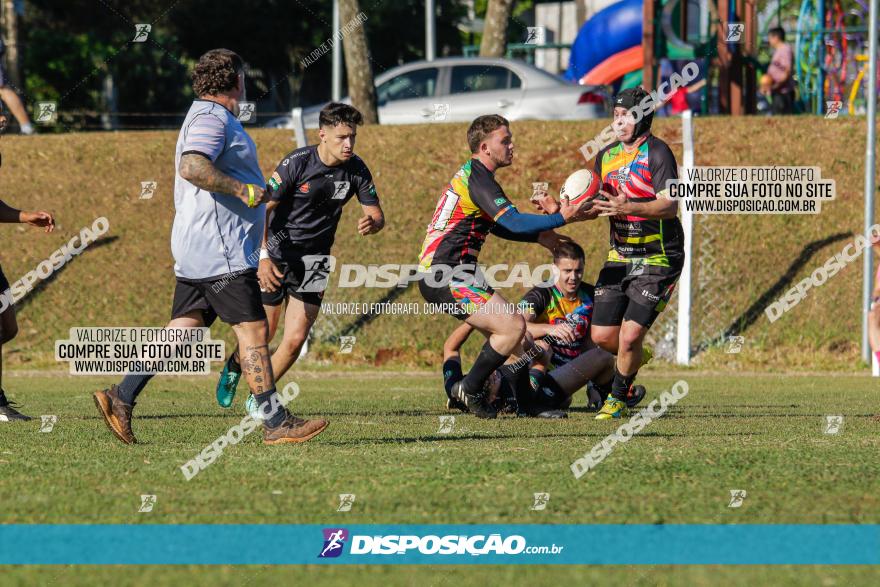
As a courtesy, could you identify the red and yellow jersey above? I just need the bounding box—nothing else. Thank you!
[418,158,515,270]
[594,135,684,267]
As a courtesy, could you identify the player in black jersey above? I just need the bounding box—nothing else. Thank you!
[216,103,385,411]
[588,87,684,420]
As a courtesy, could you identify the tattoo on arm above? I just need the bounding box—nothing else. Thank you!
[243,344,275,395]
[179,154,245,199]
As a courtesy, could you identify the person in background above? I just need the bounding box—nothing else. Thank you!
[0,37,34,135]
[767,27,795,115]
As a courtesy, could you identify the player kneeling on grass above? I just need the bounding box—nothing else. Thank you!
[215,102,385,417]
[518,240,646,411]
[93,49,327,445]
[0,197,55,421]
[586,87,684,420]
[417,114,592,419]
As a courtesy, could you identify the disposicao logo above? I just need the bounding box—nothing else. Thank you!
[319,528,349,558]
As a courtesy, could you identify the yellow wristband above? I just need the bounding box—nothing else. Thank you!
[246,184,256,207]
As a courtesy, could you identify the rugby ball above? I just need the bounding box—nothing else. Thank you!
[559,169,601,206]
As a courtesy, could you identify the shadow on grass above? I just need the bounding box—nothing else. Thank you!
[693,231,852,356]
[14,235,120,312]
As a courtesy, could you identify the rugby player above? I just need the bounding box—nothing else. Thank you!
[0,196,55,421]
[93,49,327,444]
[418,114,591,419]
[215,103,384,414]
[521,241,616,409]
[588,87,684,420]
[516,239,647,411]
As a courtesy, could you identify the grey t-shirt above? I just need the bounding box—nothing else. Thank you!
[172,99,265,281]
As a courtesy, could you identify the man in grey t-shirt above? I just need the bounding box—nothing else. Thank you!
[93,49,328,446]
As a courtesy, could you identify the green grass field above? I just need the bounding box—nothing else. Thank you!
[2,369,879,584]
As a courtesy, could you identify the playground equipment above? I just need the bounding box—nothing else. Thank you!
[795,0,879,115]
[565,0,760,115]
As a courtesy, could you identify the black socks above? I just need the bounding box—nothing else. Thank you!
[442,358,463,398]
[255,388,287,427]
[227,351,241,374]
[499,361,535,411]
[117,368,154,405]
[461,341,507,394]
[611,366,637,402]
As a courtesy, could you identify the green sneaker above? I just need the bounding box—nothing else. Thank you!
[595,397,627,420]
[245,393,263,421]
[215,358,241,408]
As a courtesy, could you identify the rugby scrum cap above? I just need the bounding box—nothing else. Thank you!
[614,87,653,139]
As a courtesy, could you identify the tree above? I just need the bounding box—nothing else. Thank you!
[479,0,513,57]
[339,0,377,124]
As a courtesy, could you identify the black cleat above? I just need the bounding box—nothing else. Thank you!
[446,395,469,413]
[0,402,33,422]
[451,381,496,420]
[625,384,647,408]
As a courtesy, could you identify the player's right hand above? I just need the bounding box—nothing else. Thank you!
[257,258,283,292]
[22,210,55,232]
[547,322,577,344]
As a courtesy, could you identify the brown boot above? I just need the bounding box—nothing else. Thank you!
[93,385,137,444]
[263,413,328,445]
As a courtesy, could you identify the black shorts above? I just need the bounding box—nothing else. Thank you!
[171,270,266,327]
[592,261,682,328]
[0,263,9,294]
[417,266,495,321]
[261,254,327,307]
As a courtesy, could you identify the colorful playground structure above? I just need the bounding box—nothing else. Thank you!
[564,0,878,115]
[795,0,879,114]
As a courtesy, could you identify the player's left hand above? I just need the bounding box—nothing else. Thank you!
[592,191,630,217]
[22,210,55,232]
[358,215,380,235]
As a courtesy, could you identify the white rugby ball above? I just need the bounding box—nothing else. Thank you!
[559,169,601,206]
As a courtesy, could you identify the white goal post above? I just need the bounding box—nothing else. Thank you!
[676,110,694,366]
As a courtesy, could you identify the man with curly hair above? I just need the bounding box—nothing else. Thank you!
[93,49,328,445]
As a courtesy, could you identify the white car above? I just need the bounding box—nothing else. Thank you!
[265,57,611,129]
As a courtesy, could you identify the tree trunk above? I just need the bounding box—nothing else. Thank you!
[1,0,22,89]
[479,0,513,58]
[338,0,378,124]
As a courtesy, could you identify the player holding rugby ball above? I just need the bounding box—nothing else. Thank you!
[588,87,684,420]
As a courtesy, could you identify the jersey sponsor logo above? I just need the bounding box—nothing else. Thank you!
[494,197,506,206]
[268,172,282,190]
[368,184,377,198]
[610,167,630,183]
[332,181,350,200]
[641,289,660,302]
[298,182,310,193]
